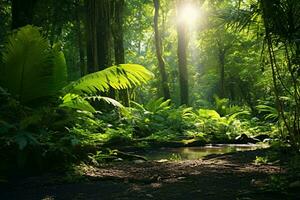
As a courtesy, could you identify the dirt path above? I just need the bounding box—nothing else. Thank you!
[1,149,296,200]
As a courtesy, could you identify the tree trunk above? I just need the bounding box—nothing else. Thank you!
[153,0,171,100]
[85,0,98,73]
[11,0,37,29]
[113,0,125,65]
[177,0,189,105]
[218,49,225,98]
[96,0,112,70]
[112,0,129,106]
[75,0,86,76]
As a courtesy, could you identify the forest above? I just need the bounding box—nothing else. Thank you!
[0,0,300,199]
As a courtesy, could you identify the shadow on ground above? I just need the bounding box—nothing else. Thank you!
[0,149,297,200]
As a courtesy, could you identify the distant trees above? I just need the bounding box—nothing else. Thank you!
[153,0,171,100]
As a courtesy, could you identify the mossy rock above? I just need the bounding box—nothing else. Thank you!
[181,138,206,147]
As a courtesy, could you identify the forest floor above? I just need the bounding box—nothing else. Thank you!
[1,149,299,200]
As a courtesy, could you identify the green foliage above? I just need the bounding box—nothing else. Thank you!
[0,25,67,103]
[64,64,154,95]
[198,109,220,119]
[1,0,296,179]
[256,104,279,121]
[60,63,153,113]
[60,93,96,113]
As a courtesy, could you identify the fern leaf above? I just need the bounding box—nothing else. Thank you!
[60,93,96,113]
[85,96,124,108]
[64,64,154,94]
[0,25,68,103]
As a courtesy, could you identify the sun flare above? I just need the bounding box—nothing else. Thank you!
[177,3,199,27]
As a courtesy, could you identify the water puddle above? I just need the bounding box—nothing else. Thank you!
[139,144,264,161]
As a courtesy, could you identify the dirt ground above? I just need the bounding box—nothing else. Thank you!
[1,149,298,200]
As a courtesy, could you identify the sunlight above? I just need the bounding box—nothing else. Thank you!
[177,3,200,27]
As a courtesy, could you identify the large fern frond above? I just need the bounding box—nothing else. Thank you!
[0,25,67,103]
[64,64,154,94]
[60,93,124,113]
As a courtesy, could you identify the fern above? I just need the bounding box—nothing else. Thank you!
[144,98,171,113]
[60,93,125,113]
[0,25,67,103]
[198,109,221,119]
[256,104,279,121]
[64,64,154,95]
[84,95,124,108]
[60,93,96,113]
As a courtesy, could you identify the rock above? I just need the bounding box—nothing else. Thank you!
[183,138,206,147]
[235,134,260,144]
[263,138,273,143]
[254,134,270,142]
[133,159,145,164]
[112,150,147,161]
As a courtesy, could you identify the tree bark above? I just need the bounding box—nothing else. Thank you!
[113,0,125,65]
[85,0,98,73]
[177,0,189,105]
[96,0,112,70]
[153,0,171,100]
[75,0,86,76]
[112,0,129,106]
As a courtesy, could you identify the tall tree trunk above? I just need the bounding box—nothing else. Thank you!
[177,0,189,105]
[218,49,225,98]
[153,0,171,100]
[113,0,125,65]
[96,0,112,70]
[75,0,86,76]
[85,0,112,72]
[11,0,37,29]
[85,0,98,73]
[112,0,129,106]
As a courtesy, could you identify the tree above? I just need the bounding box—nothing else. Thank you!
[177,0,189,105]
[85,0,98,73]
[112,0,130,106]
[153,0,171,100]
[96,0,112,70]
[75,0,86,76]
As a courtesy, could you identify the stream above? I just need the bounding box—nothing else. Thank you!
[137,144,264,161]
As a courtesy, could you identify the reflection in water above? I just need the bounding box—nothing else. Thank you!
[141,144,262,161]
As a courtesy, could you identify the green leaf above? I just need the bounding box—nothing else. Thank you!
[60,93,96,113]
[198,109,221,119]
[64,64,154,94]
[85,96,124,108]
[0,25,68,103]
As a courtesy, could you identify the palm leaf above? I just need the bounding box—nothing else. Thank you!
[64,64,154,94]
